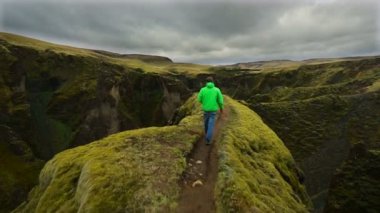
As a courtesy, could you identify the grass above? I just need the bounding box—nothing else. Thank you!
[0,32,100,58]
[109,57,211,75]
[367,79,380,92]
[0,32,211,75]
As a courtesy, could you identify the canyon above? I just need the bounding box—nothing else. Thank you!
[0,32,379,212]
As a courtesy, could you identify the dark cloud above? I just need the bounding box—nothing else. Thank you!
[0,0,379,64]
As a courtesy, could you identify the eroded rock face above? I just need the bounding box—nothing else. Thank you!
[0,40,193,159]
[324,93,380,213]
[0,42,44,212]
[0,125,43,212]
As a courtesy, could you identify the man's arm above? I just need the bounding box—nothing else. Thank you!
[197,89,203,103]
[217,89,224,110]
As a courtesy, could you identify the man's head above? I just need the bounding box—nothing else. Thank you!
[206,76,214,82]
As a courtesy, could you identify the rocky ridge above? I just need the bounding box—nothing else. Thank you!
[14,96,310,212]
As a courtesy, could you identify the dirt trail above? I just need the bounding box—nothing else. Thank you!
[177,108,229,213]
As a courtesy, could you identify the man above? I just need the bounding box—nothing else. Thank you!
[197,76,224,145]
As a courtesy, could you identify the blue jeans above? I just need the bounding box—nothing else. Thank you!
[204,111,216,143]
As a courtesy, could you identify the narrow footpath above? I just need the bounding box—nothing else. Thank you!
[177,108,229,213]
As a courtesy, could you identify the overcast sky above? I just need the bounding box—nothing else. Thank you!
[0,0,379,64]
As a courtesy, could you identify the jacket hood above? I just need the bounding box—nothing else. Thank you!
[206,82,215,88]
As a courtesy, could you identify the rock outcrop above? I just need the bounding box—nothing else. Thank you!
[14,98,202,212]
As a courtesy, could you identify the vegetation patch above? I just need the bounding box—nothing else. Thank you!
[215,97,311,212]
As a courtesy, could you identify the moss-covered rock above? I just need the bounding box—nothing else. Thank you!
[13,95,203,212]
[216,97,311,212]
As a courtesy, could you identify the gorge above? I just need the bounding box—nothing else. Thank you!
[0,32,379,213]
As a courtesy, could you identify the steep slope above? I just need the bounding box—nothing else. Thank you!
[14,96,310,212]
[216,57,380,212]
[0,41,44,212]
[0,126,42,213]
[216,97,311,212]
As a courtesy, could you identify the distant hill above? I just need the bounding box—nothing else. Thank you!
[219,56,380,72]
[92,50,173,63]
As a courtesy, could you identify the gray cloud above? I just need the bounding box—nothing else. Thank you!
[0,0,379,64]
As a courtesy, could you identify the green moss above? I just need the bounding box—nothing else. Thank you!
[55,74,97,101]
[215,97,311,212]
[0,84,12,107]
[251,94,351,160]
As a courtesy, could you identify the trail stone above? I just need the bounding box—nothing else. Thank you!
[192,180,203,187]
[196,160,202,165]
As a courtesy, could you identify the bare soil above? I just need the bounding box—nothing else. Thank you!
[177,109,229,213]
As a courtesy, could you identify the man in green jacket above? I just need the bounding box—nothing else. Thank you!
[197,76,224,145]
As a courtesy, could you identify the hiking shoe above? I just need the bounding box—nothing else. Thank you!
[205,139,210,145]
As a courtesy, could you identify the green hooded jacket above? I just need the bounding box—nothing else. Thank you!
[197,82,224,112]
